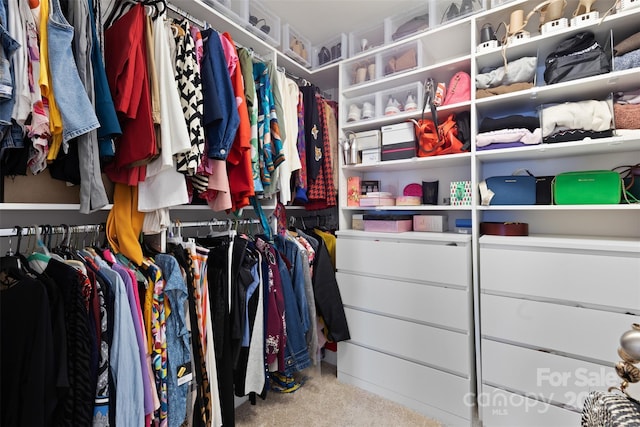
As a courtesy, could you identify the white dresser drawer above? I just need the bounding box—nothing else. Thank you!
[482,294,637,363]
[337,271,469,331]
[482,340,618,411]
[338,341,471,422]
[480,385,581,427]
[479,235,640,312]
[337,235,471,288]
[344,307,470,376]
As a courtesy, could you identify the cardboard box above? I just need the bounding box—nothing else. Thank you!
[395,196,421,206]
[450,181,472,206]
[355,130,381,151]
[3,170,114,204]
[413,215,449,232]
[381,122,416,146]
[346,176,361,206]
[381,141,416,161]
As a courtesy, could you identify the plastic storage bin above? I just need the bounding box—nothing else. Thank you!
[313,33,348,68]
[384,4,431,44]
[245,0,280,47]
[342,54,379,88]
[381,40,423,77]
[377,81,424,118]
[202,0,247,23]
[348,22,385,57]
[283,23,312,67]
[345,93,379,123]
[432,0,486,27]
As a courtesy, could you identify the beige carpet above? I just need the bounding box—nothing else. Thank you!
[235,362,442,427]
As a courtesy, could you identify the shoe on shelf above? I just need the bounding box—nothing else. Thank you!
[404,93,418,111]
[347,103,362,122]
[362,101,375,119]
[385,97,402,115]
[573,0,595,16]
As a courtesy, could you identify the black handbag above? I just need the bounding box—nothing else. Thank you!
[544,31,611,85]
[392,13,429,41]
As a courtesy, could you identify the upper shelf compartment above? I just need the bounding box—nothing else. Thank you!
[474,1,640,71]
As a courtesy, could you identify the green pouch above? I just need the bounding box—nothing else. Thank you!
[553,170,622,205]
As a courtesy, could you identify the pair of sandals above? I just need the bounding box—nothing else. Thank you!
[511,0,596,36]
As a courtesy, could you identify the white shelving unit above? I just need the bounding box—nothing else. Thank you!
[334,0,640,426]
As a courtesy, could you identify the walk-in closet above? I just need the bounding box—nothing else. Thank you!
[1,0,639,426]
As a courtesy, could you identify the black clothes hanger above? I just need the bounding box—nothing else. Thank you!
[1,226,26,285]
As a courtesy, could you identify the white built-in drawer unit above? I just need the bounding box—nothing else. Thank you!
[336,232,473,425]
[336,232,472,288]
[480,385,581,427]
[479,234,640,426]
[479,235,640,313]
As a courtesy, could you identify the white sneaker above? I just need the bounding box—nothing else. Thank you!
[347,103,362,122]
[385,97,401,115]
[362,102,375,119]
[404,93,418,111]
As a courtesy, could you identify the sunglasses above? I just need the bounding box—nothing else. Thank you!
[249,15,271,35]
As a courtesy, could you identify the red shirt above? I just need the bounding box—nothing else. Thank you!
[104,4,156,185]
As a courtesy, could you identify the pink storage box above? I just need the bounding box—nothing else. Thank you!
[363,215,413,233]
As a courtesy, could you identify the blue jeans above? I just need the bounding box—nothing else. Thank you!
[48,0,100,143]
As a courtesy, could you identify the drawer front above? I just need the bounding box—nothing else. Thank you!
[337,271,469,330]
[481,294,637,364]
[344,307,470,376]
[338,341,471,420]
[482,340,618,411]
[480,244,640,312]
[337,237,470,288]
[480,385,581,427]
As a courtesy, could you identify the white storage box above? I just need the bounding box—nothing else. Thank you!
[282,23,311,67]
[381,122,416,146]
[245,0,280,47]
[361,148,381,164]
[354,130,381,151]
[413,215,449,232]
[436,0,486,26]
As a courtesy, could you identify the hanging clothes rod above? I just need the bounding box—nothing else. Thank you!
[166,2,207,29]
[0,224,104,238]
[171,218,261,229]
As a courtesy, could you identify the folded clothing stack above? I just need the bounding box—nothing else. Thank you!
[613,31,640,71]
[476,114,541,150]
[540,99,613,143]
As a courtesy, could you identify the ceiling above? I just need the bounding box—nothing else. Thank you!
[260,0,428,45]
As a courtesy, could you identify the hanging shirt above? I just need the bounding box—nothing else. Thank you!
[200,28,239,160]
[277,74,302,205]
[155,254,191,427]
[138,18,190,213]
[173,18,205,176]
[103,3,155,185]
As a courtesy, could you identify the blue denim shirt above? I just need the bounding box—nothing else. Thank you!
[0,0,19,147]
[275,250,311,376]
[155,254,191,427]
[274,235,310,335]
[201,29,239,160]
[48,0,100,144]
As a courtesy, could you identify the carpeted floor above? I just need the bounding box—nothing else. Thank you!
[235,362,442,427]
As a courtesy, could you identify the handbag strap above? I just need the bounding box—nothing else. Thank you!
[421,78,439,138]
